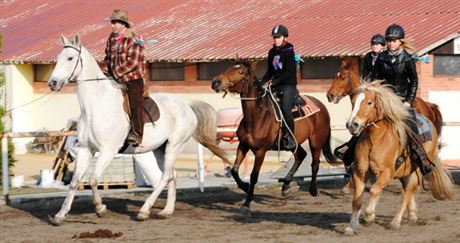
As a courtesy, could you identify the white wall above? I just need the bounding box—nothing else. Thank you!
[429,91,460,161]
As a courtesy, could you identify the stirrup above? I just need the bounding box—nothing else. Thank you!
[127,132,141,146]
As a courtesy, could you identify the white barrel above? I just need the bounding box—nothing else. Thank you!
[10,175,24,188]
[39,169,55,187]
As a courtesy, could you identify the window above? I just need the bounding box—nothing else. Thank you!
[301,57,341,79]
[433,55,460,76]
[34,64,54,81]
[148,62,184,81]
[198,61,234,80]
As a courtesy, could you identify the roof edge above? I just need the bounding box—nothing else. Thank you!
[417,32,460,55]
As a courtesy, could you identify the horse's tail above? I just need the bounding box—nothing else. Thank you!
[429,103,443,137]
[428,156,454,200]
[322,127,340,166]
[189,100,232,165]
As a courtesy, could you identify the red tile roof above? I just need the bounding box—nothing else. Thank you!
[1,0,460,63]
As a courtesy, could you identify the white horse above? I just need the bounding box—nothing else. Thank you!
[48,34,229,225]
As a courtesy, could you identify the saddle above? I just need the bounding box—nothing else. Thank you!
[270,89,320,122]
[414,112,433,143]
[395,113,433,172]
[122,87,160,125]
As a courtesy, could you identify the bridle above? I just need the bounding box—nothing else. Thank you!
[223,65,268,101]
[62,45,109,84]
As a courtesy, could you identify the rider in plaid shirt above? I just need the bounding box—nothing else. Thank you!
[102,9,146,146]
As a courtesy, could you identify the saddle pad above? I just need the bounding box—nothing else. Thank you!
[122,90,160,124]
[141,97,160,124]
[273,95,321,122]
[415,112,432,143]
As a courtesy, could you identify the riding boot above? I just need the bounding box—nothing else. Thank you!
[282,119,296,151]
[408,137,432,175]
[334,136,358,166]
[407,108,432,175]
[126,78,144,146]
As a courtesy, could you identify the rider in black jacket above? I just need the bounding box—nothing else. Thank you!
[361,33,385,80]
[261,24,297,151]
[371,24,431,175]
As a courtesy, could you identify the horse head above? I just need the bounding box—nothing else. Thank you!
[327,58,359,104]
[211,62,254,95]
[48,34,83,91]
[347,81,410,137]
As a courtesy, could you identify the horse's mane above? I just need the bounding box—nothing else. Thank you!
[357,81,412,146]
[76,43,126,91]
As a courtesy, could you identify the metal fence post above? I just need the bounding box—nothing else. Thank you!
[2,135,10,205]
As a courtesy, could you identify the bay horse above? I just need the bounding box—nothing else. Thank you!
[48,34,229,225]
[211,61,338,213]
[345,81,453,234]
[327,58,443,136]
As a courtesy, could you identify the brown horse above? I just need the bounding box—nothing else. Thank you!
[211,61,338,213]
[327,58,443,136]
[345,81,453,234]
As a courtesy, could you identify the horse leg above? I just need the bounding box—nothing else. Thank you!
[52,147,93,225]
[137,142,182,220]
[363,170,391,225]
[158,170,177,217]
[281,146,307,197]
[391,173,419,229]
[88,148,119,217]
[309,145,323,197]
[133,151,163,188]
[231,143,250,194]
[345,171,367,235]
[240,149,266,215]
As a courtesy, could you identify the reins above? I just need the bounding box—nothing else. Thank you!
[63,45,111,84]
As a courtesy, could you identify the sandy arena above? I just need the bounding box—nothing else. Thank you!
[1,175,459,243]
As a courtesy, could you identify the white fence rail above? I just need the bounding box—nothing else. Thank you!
[3,122,460,204]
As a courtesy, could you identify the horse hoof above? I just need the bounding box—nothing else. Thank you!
[50,215,65,226]
[136,211,150,221]
[240,206,251,216]
[344,226,356,235]
[96,205,107,218]
[309,187,319,197]
[150,211,171,220]
[341,183,353,194]
[389,222,400,230]
[408,217,418,225]
[363,213,375,226]
[281,186,291,198]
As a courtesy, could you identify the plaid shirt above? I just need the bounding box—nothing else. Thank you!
[102,30,146,83]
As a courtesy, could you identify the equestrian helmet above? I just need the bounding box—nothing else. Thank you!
[271,24,288,37]
[385,24,405,40]
[370,34,386,46]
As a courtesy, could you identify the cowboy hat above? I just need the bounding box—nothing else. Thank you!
[105,9,133,27]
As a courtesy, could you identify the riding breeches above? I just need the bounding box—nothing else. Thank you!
[279,84,296,133]
[126,78,144,138]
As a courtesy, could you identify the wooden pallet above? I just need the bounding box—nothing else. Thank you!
[78,181,135,191]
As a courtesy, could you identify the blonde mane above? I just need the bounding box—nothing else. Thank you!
[357,81,412,146]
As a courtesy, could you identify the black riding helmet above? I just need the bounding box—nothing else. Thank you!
[385,24,405,40]
[370,33,386,46]
[271,24,288,37]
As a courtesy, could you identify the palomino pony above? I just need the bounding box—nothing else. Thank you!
[327,58,443,136]
[211,62,338,213]
[345,81,453,234]
[48,34,229,225]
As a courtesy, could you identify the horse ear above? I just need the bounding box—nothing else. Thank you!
[73,33,81,47]
[60,34,70,46]
[250,60,258,70]
[340,58,352,70]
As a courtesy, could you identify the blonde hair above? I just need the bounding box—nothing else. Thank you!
[400,38,415,54]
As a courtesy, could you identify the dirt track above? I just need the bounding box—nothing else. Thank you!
[1,178,459,243]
